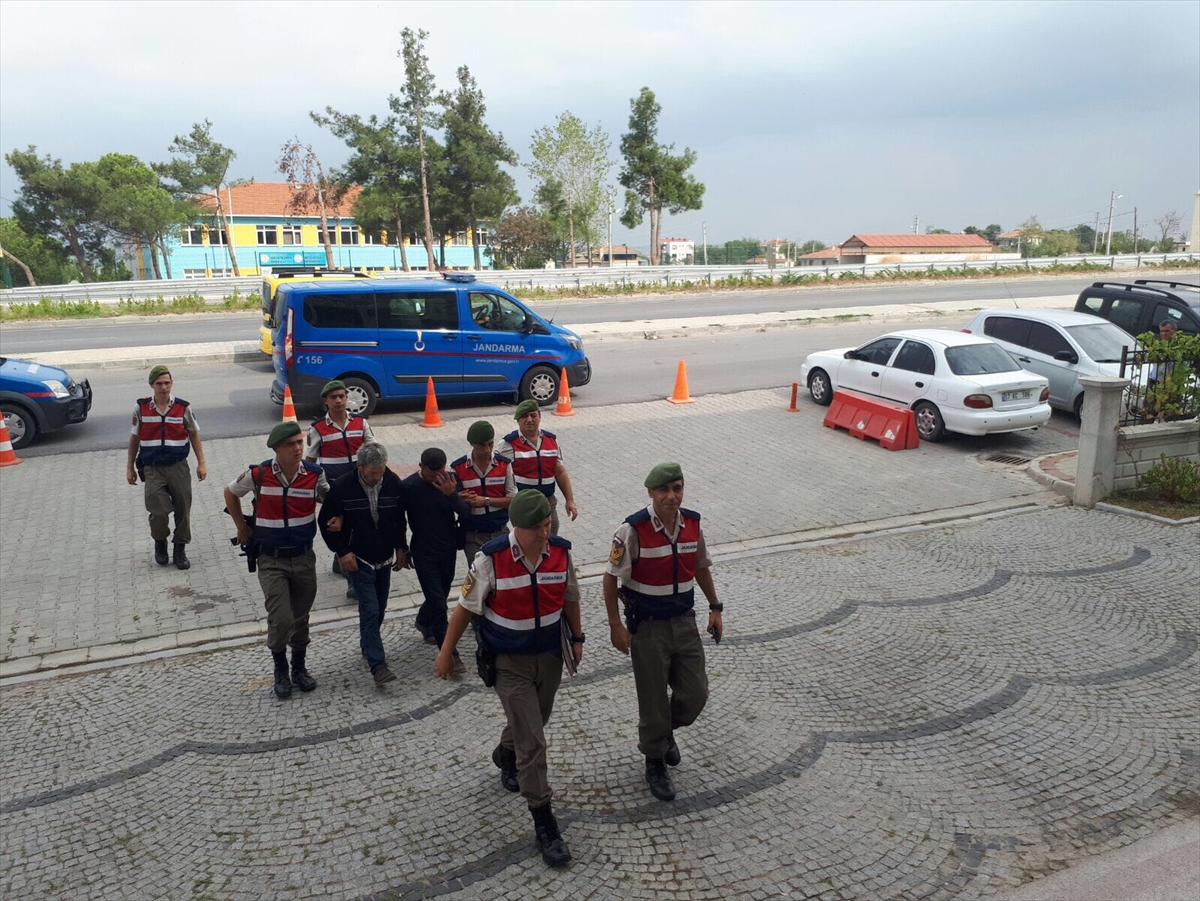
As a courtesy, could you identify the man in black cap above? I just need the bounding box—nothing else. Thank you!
[126,364,207,569]
[603,462,724,802]
[318,442,408,686]
[452,420,516,568]
[400,447,471,668]
[436,489,583,867]
[499,400,578,535]
[224,421,329,699]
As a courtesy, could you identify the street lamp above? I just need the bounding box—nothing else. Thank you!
[1105,190,1123,256]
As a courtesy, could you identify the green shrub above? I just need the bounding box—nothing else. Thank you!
[1139,454,1200,504]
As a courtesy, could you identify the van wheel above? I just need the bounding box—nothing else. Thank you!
[520,366,560,406]
[342,378,378,417]
[3,405,39,449]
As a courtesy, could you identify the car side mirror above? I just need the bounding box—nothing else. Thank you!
[844,350,860,361]
[1054,350,1078,364]
[521,312,535,334]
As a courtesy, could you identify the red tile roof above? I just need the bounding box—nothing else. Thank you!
[196,182,363,219]
[843,233,994,248]
[799,245,840,258]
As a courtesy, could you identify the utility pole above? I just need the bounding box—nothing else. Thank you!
[1132,206,1138,253]
[1105,190,1121,256]
[702,220,708,265]
[607,194,614,268]
[1093,212,1100,253]
[912,214,920,235]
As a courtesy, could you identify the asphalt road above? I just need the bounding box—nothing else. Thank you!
[0,274,1142,356]
[16,315,1081,460]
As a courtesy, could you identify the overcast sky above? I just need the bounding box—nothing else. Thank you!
[2,0,1198,251]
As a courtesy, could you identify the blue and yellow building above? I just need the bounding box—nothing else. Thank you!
[147,182,491,278]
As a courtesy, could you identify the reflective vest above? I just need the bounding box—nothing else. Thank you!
[478,534,571,655]
[251,460,322,550]
[623,508,702,619]
[136,397,191,466]
[452,453,510,533]
[311,415,367,467]
[503,429,559,497]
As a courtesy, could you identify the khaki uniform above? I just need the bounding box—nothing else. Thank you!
[131,400,198,544]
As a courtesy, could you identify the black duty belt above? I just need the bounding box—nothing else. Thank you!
[259,545,312,559]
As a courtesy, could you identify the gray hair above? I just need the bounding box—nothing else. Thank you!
[357,443,389,469]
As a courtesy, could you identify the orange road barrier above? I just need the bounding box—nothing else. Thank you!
[788,382,800,412]
[419,377,444,428]
[823,389,919,451]
[667,360,695,405]
[552,367,576,417]
[282,385,298,423]
[0,412,24,467]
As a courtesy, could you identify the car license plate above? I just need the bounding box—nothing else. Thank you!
[1002,389,1031,402]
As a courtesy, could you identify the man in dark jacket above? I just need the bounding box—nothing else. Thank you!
[318,442,409,686]
[401,447,470,672]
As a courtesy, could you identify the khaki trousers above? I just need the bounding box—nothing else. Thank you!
[257,549,317,652]
[463,527,507,570]
[630,614,709,759]
[143,459,192,543]
[494,651,563,807]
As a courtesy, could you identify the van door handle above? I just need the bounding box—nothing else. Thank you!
[442,334,457,340]
[1018,356,1031,363]
[466,333,481,340]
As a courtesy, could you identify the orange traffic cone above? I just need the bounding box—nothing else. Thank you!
[419,377,444,428]
[552,367,576,417]
[667,360,695,404]
[787,382,800,413]
[282,385,298,423]
[0,411,24,467]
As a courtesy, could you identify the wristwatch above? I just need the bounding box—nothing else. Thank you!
[571,634,585,644]
[709,603,724,612]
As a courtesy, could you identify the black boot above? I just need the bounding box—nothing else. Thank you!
[665,732,681,767]
[272,651,292,699]
[645,757,676,801]
[492,744,520,793]
[154,540,169,566]
[530,804,571,867]
[173,543,191,570]
[290,646,317,692]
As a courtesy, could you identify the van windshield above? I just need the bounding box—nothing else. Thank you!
[1066,322,1133,363]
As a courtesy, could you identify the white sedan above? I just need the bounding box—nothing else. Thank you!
[799,329,1052,441]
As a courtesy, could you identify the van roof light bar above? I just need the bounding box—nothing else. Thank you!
[441,272,477,283]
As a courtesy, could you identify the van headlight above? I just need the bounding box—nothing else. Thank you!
[42,379,70,398]
[565,336,582,351]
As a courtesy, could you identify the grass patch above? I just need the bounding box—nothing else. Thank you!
[0,289,261,322]
[1105,490,1200,520]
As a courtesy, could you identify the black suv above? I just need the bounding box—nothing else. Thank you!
[1074,279,1200,337]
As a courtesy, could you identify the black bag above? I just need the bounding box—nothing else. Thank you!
[473,622,497,687]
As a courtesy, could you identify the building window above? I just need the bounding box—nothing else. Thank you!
[281,225,302,245]
[256,225,279,246]
[206,226,227,246]
[180,226,203,246]
[455,230,467,245]
[339,225,359,245]
[361,232,376,245]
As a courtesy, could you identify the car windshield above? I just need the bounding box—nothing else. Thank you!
[944,343,1021,375]
[1065,322,1134,363]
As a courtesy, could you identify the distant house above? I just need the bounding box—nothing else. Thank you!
[575,244,646,268]
[833,233,1017,265]
[796,245,841,267]
[996,229,1042,250]
[659,237,695,264]
[143,182,490,278]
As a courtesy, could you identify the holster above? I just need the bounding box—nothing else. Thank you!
[135,458,146,483]
[473,622,497,687]
[619,587,644,636]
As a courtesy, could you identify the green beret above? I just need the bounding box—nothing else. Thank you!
[267,421,303,449]
[514,399,540,419]
[467,420,494,445]
[321,379,346,397]
[644,462,684,488]
[148,365,171,385]
[509,489,552,528]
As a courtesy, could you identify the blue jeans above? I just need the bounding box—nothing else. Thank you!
[413,548,456,647]
[349,562,392,672]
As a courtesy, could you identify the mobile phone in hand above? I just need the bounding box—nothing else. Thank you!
[707,623,720,644]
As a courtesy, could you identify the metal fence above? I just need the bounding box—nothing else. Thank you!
[1119,342,1200,426]
[2,252,1197,306]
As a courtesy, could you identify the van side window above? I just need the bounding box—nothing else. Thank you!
[984,316,1032,347]
[1027,323,1072,357]
[301,293,377,329]
[892,340,936,375]
[1151,303,1190,332]
[1107,297,1143,333]
[1078,294,1104,315]
[470,293,528,332]
[377,292,459,330]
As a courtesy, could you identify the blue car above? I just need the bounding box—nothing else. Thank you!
[0,356,93,449]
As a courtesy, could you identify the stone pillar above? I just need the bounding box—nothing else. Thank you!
[1074,375,1131,507]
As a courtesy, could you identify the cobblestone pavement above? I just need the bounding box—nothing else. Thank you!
[0,387,1075,672]
[1,505,1196,900]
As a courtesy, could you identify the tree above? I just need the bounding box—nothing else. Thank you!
[154,120,243,275]
[721,238,763,266]
[798,240,828,255]
[1027,229,1079,257]
[313,107,421,271]
[94,153,195,279]
[1154,210,1182,250]
[981,224,1002,243]
[619,88,704,266]
[528,112,611,268]
[1071,223,1097,252]
[926,228,951,234]
[443,65,519,269]
[493,206,559,270]
[0,218,64,286]
[278,138,340,268]
[5,146,107,281]
[391,28,441,271]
